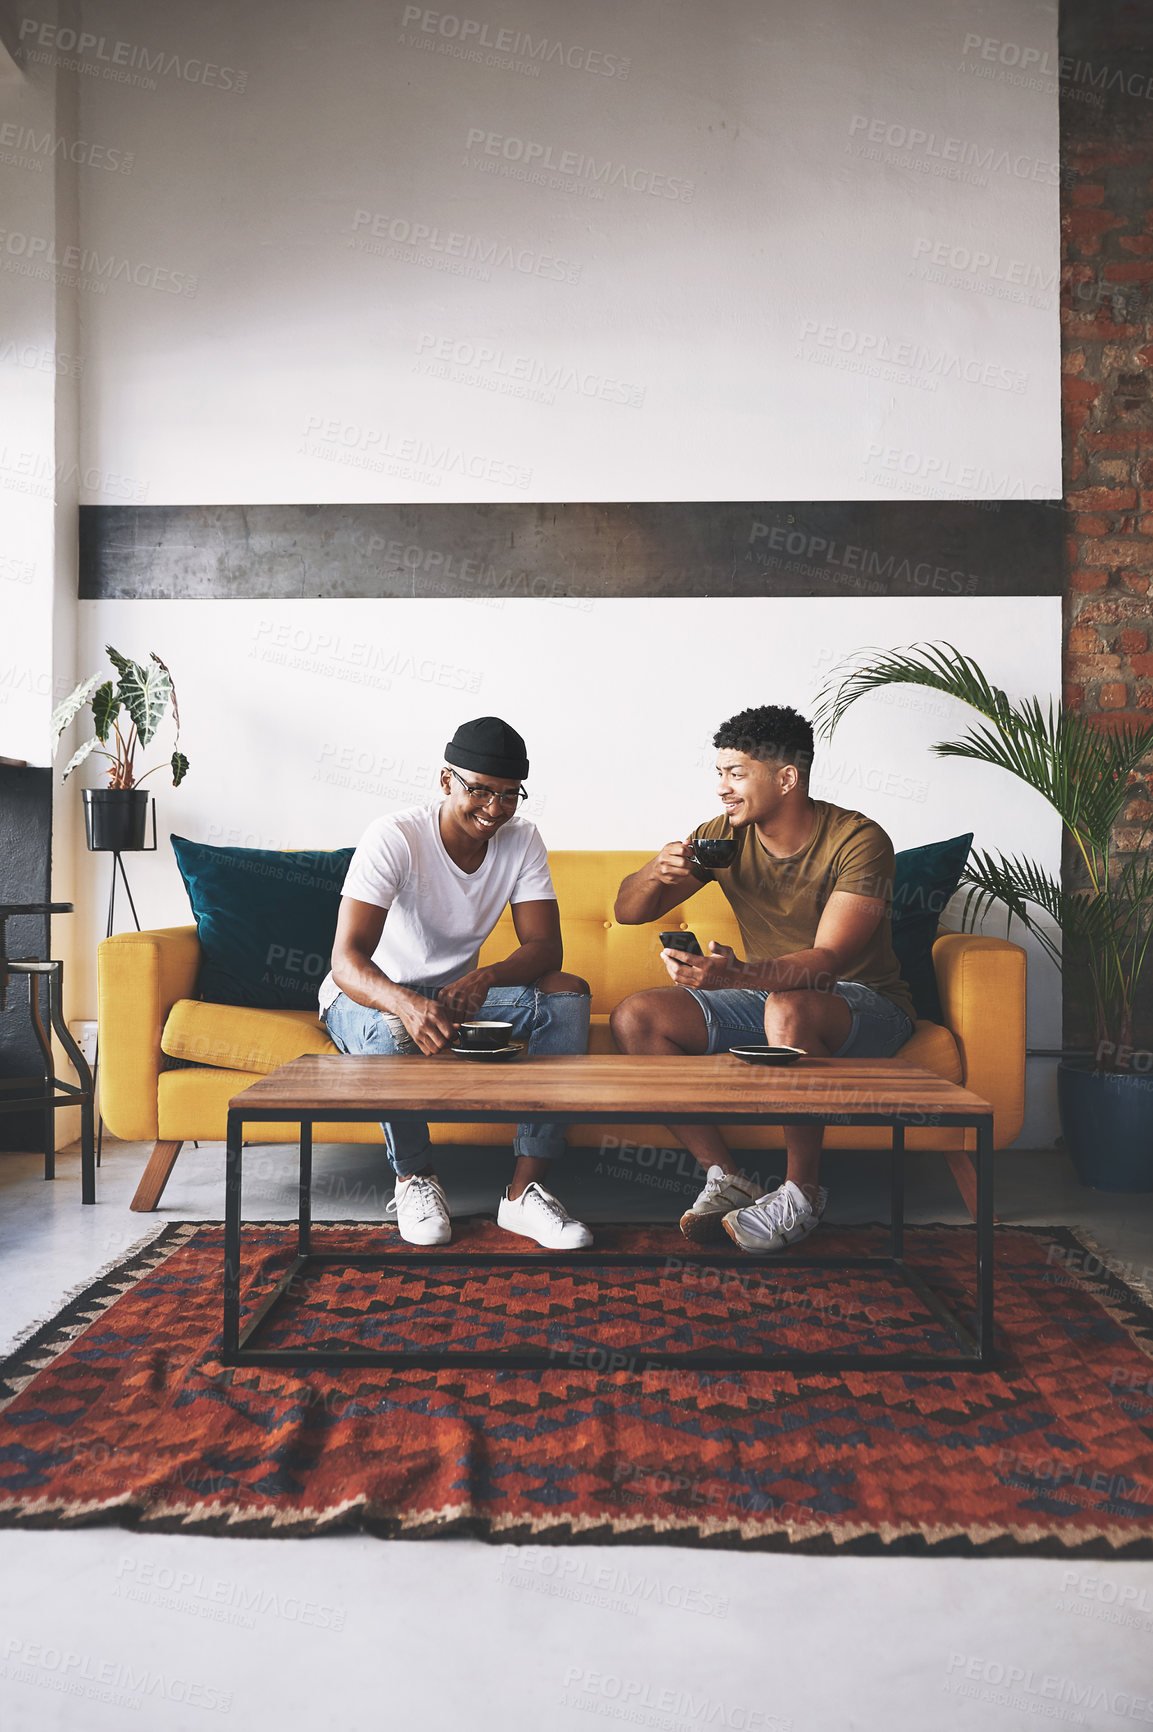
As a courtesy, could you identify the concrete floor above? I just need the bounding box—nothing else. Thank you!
[1,1133,1151,1732]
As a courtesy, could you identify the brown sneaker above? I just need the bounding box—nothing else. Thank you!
[679,1164,763,1243]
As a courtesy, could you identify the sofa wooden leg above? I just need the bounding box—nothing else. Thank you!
[130,1141,184,1212]
[946,1150,997,1224]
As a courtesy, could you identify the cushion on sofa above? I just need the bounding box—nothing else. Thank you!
[161,999,338,1075]
[170,836,353,1010]
[894,1017,963,1083]
[890,833,973,1023]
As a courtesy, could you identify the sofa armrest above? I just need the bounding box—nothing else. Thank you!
[932,931,1027,1149]
[97,925,201,1141]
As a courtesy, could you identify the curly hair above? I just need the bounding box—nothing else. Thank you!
[712,705,814,780]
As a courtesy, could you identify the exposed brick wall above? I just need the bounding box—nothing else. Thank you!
[1061,3,1153,1045]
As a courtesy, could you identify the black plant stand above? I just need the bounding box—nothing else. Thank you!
[0,903,96,1203]
[90,800,155,1168]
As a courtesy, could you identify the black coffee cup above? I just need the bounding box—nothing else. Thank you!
[456,1020,514,1050]
[691,837,738,869]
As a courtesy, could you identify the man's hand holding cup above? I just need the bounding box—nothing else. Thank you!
[652,840,697,885]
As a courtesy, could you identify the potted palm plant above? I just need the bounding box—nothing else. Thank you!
[51,647,190,851]
[814,642,1153,1191]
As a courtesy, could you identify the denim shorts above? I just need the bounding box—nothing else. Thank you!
[321,979,590,1175]
[683,981,914,1059]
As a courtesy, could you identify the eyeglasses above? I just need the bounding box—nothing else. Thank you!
[449,768,527,808]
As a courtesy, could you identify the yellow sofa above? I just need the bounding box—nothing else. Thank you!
[97,850,1027,1212]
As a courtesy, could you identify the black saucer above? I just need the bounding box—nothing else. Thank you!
[728,1045,806,1066]
[449,1042,526,1063]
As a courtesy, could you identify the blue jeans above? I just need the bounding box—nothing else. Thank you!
[322,982,591,1177]
[683,980,915,1058]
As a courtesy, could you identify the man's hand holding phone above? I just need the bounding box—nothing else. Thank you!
[660,936,746,991]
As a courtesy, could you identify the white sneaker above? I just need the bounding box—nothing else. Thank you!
[679,1164,762,1243]
[394,1172,452,1246]
[722,1179,829,1254]
[497,1182,593,1250]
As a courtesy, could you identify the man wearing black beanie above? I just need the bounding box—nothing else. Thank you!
[320,717,593,1250]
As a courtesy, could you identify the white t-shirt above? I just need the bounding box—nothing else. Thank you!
[318,802,556,1012]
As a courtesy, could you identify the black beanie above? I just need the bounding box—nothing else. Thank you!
[444,717,529,780]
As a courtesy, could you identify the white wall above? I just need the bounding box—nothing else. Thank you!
[55,0,1061,504]
[0,9,81,767]
[0,0,1066,1140]
[78,592,1064,1142]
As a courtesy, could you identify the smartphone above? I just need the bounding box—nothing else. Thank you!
[659,930,703,956]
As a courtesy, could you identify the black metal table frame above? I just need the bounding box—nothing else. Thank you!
[223,1097,995,1372]
[221,1094,990,1378]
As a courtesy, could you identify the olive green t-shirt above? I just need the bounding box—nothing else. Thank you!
[689,801,916,1022]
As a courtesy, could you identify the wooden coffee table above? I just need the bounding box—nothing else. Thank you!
[223,1053,995,1372]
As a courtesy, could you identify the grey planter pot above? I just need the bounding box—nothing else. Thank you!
[1058,1063,1153,1193]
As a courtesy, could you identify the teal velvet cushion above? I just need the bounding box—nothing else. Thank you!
[891,833,973,1024]
[170,836,354,1010]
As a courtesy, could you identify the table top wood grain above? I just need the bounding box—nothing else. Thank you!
[229,1054,992,1120]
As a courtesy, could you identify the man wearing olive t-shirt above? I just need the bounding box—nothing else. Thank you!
[611,704,915,1253]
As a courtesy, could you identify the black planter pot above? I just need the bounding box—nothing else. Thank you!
[82,788,150,852]
[1057,1062,1153,1192]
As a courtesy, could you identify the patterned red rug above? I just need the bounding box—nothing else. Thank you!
[2,1220,1152,1554]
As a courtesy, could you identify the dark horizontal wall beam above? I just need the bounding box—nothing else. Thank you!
[80,502,1062,602]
